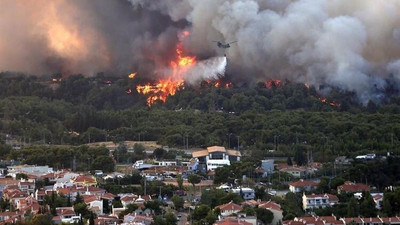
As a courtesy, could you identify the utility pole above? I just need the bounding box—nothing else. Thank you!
[144,178,147,195]
[186,134,189,150]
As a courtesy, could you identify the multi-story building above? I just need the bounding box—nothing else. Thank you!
[302,193,339,210]
[192,146,241,171]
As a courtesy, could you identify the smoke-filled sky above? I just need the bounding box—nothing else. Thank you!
[1,0,400,102]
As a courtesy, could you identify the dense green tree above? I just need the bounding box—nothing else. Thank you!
[144,200,162,215]
[360,193,377,217]
[214,166,230,184]
[256,208,274,225]
[16,173,28,180]
[177,174,184,190]
[171,195,184,210]
[193,205,211,221]
[347,197,360,217]
[165,212,178,225]
[188,174,201,188]
[29,213,54,225]
[73,203,90,218]
[91,155,115,172]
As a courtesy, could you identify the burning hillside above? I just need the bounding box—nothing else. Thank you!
[1,1,400,104]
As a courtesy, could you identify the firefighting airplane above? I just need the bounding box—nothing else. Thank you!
[212,40,237,48]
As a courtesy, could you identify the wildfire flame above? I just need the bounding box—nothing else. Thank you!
[266,79,282,88]
[136,31,196,106]
[304,83,340,107]
[128,72,137,79]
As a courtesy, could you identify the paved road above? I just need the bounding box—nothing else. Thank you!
[178,212,188,225]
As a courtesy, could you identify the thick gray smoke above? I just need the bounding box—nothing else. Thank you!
[131,0,400,102]
[184,57,227,84]
[2,0,400,102]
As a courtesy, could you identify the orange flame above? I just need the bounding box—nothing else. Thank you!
[136,31,196,106]
[318,96,340,107]
[266,79,282,88]
[128,72,137,79]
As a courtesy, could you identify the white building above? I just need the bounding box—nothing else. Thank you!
[7,165,53,178]
[302,193,339,210]
[289,180,319,193]
[192,146,241,171]
[232,188,255,200]
[156,161,177,166]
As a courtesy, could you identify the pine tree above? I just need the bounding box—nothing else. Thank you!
[360,193,377,217]
[347,197,359,217]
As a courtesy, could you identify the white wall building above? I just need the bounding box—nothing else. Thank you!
[7,165,53,178]
[302,193,339,210]
[232,188,255,200]
[192,146,241,171]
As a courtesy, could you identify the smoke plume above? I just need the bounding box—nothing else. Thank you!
[184,56,228,84]
[1,0,400,102]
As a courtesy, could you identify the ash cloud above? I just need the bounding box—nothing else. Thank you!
[2,0,400,102]
[131,0,400,102]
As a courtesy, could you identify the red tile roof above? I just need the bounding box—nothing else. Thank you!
[258,200,281,211]
[305,194,339,202]
[289,180,318,187]
[218,201,243,211]
[338,181,370,193]
[214,218,252,225]
[72,175,96,184]
[363,217,382,223]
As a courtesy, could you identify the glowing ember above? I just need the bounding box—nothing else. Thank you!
[128,72,137,79]
[266,79,282,88]
[125,88,132,94]
[136,31,196,106]
[52,78,62,82]
[318,96,340,107]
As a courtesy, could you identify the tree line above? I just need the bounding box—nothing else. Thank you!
[1,73,400,158]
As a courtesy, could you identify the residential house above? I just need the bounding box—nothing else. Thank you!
[56,207,76,221]
[192,146,241,171]
[258,201,283,225]
[334,156,353,168]
[7,165,53,178]
[284,216,400,225]
[337,181,370,194]
[289,180,318,193]
[70,175,97,186]
[121,194,138,208]
[18,180,35,195]
[231,188,255,200]
[281,167,307,178]
[372,193,384,210]
[218,201,243,217]
[123,213,153,225]
[83,195,103,215]
[302,193,339,210]
[213,218,252,225]
[0,211,24,224]
[94,215,120,225]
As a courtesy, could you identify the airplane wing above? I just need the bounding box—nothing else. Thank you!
[228,41,237,44]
